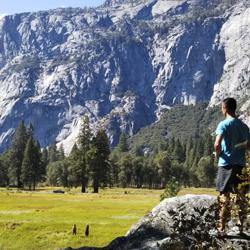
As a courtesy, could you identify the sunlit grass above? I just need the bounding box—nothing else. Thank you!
[0,187,217,250]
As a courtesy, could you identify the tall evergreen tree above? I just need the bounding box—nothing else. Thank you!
[34,140,43,184]
[172,139,184,163]
[48,144,58,163]
[41,148,49,168]
[9,120,28,188]
[203,131,213,156]
[58,144,65,161]
[78,116,92,193]
[88,129,110,193]
[0,153,9,186]
[21,136,37,190]
[118,154,133,188]
[154,151,172,187]
[132,157,144,188]
[68,144,82,187]
[118,131,128,152]
[196,156,216,187]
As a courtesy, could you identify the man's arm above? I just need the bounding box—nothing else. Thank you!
[214,134,223,158]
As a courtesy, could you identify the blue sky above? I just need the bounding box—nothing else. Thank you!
[0,0,105,15]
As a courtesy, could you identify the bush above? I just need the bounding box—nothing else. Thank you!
[160,177,181,201]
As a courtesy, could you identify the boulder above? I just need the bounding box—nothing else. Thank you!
[62,195,250,250]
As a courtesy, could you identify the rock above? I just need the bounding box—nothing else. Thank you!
[52,189,65,194]
[61,195,250,250]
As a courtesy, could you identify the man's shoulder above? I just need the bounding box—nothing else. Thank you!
[235,118,249,129]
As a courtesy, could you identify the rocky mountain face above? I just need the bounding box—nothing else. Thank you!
[62,195,250,250]
[0,0,249,153]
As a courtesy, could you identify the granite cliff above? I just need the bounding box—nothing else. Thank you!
[0,0,249,153]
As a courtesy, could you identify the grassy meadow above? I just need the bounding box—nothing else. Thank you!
[0,187,217,250]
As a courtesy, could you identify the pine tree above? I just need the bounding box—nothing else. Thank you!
[78,116,92,193]
[154,151,172,187]
[21,136,37,190]
[48,144,58,163]
[118,154,133,188]
[41,147,49,182]
[58,144,65,161]
[9,120,28,188]
[196,156,216,187]
[0,151,10,186]
[34,140,43,185]
[41,148,49,168]
[132,157,144,188]
[68,144,82,187]
[203,131,213,156]
[88,129,110,193]
[118,132,128,152]
[172,139,184,163]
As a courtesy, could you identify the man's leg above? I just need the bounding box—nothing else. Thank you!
[218,192,231,232]
[235,185,248,233]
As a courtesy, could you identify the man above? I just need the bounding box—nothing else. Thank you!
[214,97,250,236]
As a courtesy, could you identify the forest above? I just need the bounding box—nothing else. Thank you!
[0,104,222,193]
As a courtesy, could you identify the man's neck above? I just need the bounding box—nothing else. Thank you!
[226,113,236,119]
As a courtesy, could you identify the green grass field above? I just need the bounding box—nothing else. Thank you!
[0,187,217,250]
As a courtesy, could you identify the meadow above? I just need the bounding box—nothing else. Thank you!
[0,187,217,250]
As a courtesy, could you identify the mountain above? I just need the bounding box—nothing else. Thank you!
[0,0,249,153]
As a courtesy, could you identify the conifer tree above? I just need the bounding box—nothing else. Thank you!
[9,120,28,188]
[34,140,43,184]
[203,131,213,156]
[48,144,58,163]
[154,151,172,187]
[41,148,49,168]
[78,116,92,193]
[196,156,216,187]
[41,147,49,182]
[173,139,184,163]
[21,136,37,190]
[132,157,144,188]
[68,144,82,187]
[58,144,65,161]
[118,154,133,188]
[118,131,128,152]
[88,129,110,193]
[0,151,10,186]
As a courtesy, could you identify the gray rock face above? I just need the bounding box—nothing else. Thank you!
[62,195,250,250]
[0,0,249,153]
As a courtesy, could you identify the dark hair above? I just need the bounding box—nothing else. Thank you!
[222,98,237,113]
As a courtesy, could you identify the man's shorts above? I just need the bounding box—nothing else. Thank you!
[216,165,245,193]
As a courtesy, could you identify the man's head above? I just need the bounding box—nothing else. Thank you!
[222,98,237,117]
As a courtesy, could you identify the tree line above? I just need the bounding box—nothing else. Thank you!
[0,117,217,192]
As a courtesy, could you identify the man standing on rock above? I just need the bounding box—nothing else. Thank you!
[214,97,250,236]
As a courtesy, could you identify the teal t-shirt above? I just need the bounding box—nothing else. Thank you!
[216,117,250,166]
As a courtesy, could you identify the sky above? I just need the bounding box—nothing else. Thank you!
[0,0,105,15]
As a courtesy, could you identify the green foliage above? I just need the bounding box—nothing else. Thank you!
[21,132,43,190]
[129,103,220,155]
[78,116,92,193]
[88,129,110,193]
[118,154,133,188]
[118,131,129,152]
[48,144,59,163]
[154,151,172,187]
[46,160,69,187]
[0,151,11,186]
[67,144,82,188]
[160,178,181,201]
[196,156,216,187]
[8,120,28,188]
